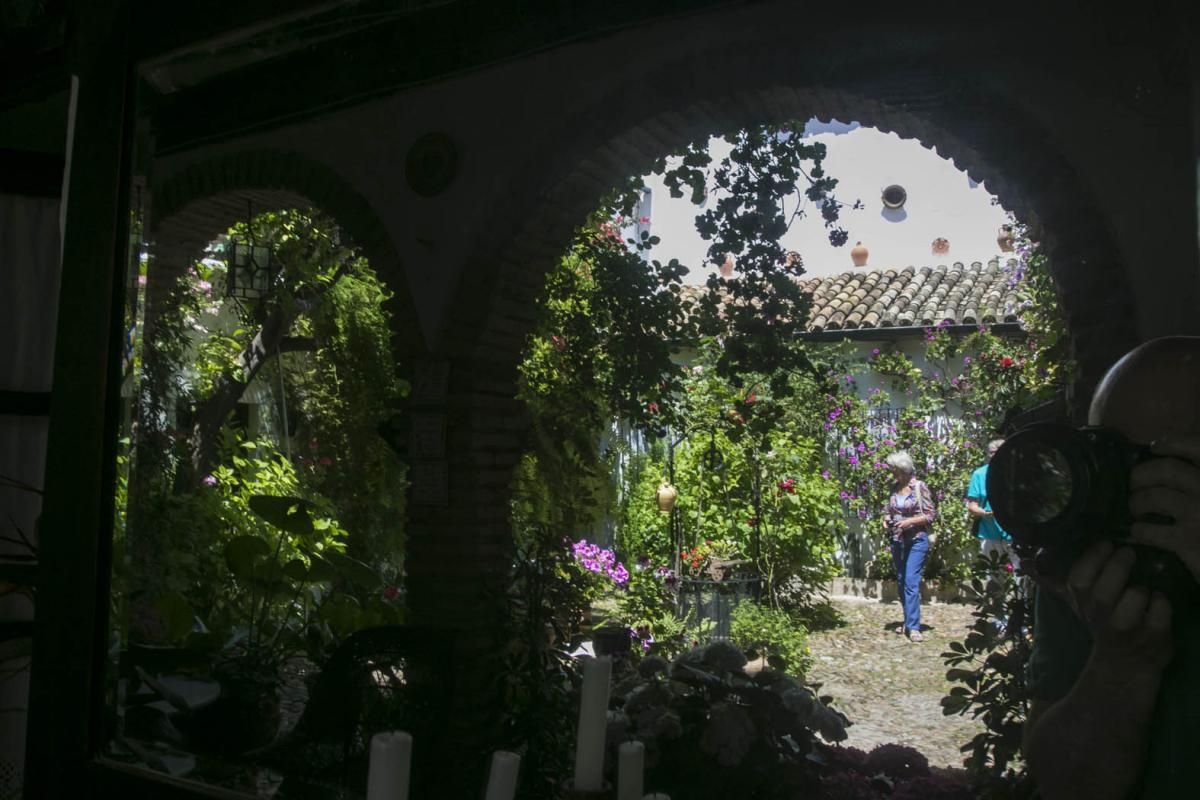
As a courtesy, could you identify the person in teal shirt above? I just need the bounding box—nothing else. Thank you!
[967,439,1017,570]
[1023,337,1200,799]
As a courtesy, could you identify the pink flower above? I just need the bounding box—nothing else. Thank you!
[383,586,400,601]
[648,402,659,414]
[197,280,212,292]
[638,215,651,225]
[202,475,218,487]
[1005,563,1014,573]
[136,274,147,287]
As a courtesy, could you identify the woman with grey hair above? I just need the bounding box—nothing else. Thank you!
[883,451,937,641]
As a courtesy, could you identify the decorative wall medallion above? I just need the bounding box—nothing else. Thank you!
[406,132,459,197]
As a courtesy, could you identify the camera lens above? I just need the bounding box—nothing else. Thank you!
[988,423,1089,545]
[1003,440,1074,524]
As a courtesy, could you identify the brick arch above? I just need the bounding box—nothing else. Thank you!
[151,149,424,358]
[449,42,1135,415]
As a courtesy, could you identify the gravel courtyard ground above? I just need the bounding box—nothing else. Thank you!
[805,596,987,770]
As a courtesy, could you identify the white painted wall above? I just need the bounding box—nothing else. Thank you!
[636,121,1015,284]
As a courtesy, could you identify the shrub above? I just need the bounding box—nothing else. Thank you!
[729,600,811,676]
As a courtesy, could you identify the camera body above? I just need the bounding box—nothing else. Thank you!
[987,423,1197,606]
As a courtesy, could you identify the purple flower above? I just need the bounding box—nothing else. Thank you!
[963,356,972,365]
[821,470,831,479]
[202,475,218,487]
[871,348,880,355]
[847,454,859,466]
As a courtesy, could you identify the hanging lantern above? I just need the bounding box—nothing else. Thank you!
[655,482,678,513]
[702,434,725,472]
[226,202,276,300]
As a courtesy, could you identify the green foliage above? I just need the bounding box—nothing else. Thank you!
[940,551,1035,796]
[290,271,409,568]
[730,601,811,676]
[616,340,843,605]
[614,448,673,563]
[122,208,407,670]
[656,126,859,392]
[607,642,851,799]
[488,523,588,800]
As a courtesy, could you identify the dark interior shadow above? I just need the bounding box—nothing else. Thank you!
[881,207,907,223]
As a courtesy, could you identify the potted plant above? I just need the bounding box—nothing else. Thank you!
[171,495,393,754]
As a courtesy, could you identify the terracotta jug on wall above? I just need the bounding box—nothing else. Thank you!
[850,242,869,267]
[719,253,735,277]
[997,224,1015,252]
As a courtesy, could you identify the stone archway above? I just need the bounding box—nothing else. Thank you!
[151,149,423,359]
[425,36,1136,637]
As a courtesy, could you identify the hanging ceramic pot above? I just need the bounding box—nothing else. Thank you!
[656,482,678,513]
[881,184,907,209]
[850,241,869,267]
[996,224,1015,253]
[931,237,950,256]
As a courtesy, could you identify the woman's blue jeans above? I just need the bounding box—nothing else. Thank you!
[891,534,929,632]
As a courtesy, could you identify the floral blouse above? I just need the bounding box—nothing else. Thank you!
[885,478,936,541]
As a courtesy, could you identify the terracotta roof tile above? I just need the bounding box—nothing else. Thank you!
[677,259,1021,333]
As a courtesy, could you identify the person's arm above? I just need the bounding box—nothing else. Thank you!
[966,469,993,518]
[1023,543,1172,800]
[965,498,992,518]
[1026,658,1163,799]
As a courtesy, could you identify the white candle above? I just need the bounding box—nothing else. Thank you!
[483,750,520,800]
[367,730,412,800]
[617,741,644,800]
[573,655,612,791]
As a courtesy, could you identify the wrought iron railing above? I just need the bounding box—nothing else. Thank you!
[677,576,760,642]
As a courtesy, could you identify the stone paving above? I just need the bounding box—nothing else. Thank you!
[805,596,988,771]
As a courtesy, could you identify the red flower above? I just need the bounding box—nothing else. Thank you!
[1000,356,1014,368]
[648,402,659,414]
[383,586,399,601]
[744,393,757,404]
